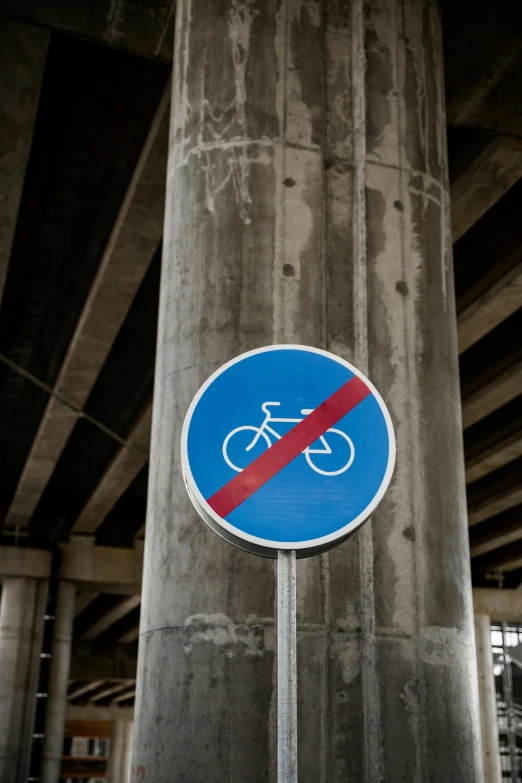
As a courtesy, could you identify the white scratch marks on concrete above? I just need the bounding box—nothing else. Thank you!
[175,0,265,224]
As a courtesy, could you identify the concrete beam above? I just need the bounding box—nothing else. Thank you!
[1,1,174,62]
[452,136,522,243]
[0,546,51,580]
[466,427,522,484]
[0,20,48,310]
[79,596,141,641]
[458,262,522,354]
[468,484,522,527]
[0,539,142,594]
[491,554,522,574]
[75,591,100,617]
[73,405,152,534]
[113,689,135,705]
[118,626,140,645]
[90,682,135,704]
[68,681,104,701]
[473,586,522,622]
[470,506,522,558]
[472,535,522,576]
[462,359,522,429]
[70,647,137,681]
[60,538,143,595]
[471,528,522,559]
[66,704,133,723]
[5,86,170,530]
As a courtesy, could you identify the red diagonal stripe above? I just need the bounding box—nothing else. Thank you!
[207,374,371,519]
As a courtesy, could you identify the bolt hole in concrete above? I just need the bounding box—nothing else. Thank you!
[395,280,408,296]
[283,264,295,278]
[393,199,404,211]
[283,177,296,187]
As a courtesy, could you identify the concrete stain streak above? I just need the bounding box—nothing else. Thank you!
[183,613,266,657]
[421,626,476,667]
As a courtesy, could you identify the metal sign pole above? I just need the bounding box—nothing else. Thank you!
[278,549,297,783]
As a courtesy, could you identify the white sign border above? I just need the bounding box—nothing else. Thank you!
[181,345,396,556]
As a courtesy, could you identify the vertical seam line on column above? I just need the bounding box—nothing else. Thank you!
[321,4,330,782]
[275,0,289,346]
[351,1,384,781]
[321,2,328,355]
[395,0,428,779]
[352,0,368,373]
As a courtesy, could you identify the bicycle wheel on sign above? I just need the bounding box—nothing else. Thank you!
[305,429,355,476]
[222,426,272,472]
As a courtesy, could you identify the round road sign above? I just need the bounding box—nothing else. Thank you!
[181,345,395,557]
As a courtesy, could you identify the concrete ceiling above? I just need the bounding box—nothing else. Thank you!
[0,0,521,665]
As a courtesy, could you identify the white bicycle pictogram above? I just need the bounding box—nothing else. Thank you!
[222,401,355,476]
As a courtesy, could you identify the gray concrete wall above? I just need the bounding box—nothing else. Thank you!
[0,577,48,783]
[131,1,483,781]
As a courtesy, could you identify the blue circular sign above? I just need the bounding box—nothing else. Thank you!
[181,345,395,557]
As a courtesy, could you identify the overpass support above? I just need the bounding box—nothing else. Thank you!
[107,720,133,783]
[0,577,48,783]
[132,1,483,781]
[475,614,502,783]
[41,581,76,783]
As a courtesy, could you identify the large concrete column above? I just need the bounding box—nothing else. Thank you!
[0,577,48,783]
[41,581,76,783]
[132,1,483,781]
[107,720,133,783]
[475,614,502,783]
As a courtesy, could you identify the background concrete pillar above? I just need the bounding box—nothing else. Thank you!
[132,1,483,781]
[107,720,133,783]
[475,613,502,783]
[41,580,76,783]
[0,577,48,783]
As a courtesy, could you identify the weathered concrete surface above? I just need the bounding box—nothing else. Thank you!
[132,1,482,781]
[474,614,502,783]
[41,581,76,783]
[0,577,48,783]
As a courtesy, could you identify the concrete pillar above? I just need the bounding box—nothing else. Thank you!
[41,581,76,783]
[107,720,133,783]
[132,1,483,781]
[0,577,48,783]
[475,614,502,783]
